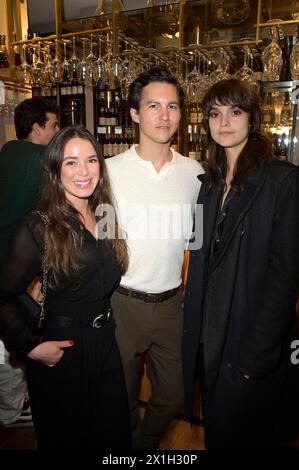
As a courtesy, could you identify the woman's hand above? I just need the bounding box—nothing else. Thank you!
[27,340,74,367]
[28,279,43,304]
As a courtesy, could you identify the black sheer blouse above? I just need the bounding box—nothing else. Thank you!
[0,212,121,353]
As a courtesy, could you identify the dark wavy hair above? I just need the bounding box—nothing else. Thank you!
[128,65,185,111]
[14,97,58,140]
[201,78,273,192]
[38,126,128,288]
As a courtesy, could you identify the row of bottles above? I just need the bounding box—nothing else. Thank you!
[96,87,133,157]
[33,83,86,128]
[97,88,131,129]
[188,101,203,126]
[187,123,206,162]
[98,126,134,158]
[40,85,84,98]
[186,101,206,161]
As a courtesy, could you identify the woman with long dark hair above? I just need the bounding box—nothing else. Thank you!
[183,79,299,449]
[0,127,131,449]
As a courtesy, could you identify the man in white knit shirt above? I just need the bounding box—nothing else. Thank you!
[105,66,204,449]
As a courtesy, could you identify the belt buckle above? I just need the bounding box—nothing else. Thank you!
[92,309,111,328]
[144,293,158,303]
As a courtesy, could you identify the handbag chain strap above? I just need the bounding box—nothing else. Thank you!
[34,212,49,328]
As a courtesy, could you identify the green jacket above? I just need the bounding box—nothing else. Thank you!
[0,140,45,264]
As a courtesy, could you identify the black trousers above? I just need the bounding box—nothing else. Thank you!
[26,319,131,450]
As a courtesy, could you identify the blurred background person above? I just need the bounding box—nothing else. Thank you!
[0,97,59,428]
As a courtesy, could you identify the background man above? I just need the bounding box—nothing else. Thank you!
[0,97,59,428]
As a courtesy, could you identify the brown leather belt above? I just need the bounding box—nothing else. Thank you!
[115,285,180,303]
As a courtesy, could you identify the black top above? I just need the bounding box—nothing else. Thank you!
[210,188,234,256]
[0,212,121,353]
[200,188,235,343]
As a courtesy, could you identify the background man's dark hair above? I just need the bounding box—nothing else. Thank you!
[14,97,59,140]
[128,66,185,111]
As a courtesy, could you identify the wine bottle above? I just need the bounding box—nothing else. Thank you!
[280,92,292,127]
[279,37,291,81]
[13,32,21,67]
[262,92,276,130]
[189,102,198,125]
[188,124,200,160]
[274,133,288,160]
[171,134,178,152]
[98,91,106,126]
[0,35,9,68]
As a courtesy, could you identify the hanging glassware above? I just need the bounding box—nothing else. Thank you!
[77,38,88,84]
[290,26,299,80]
[95,36,106,85]
[209,48,231,85]
[262,24,283,81]
[69,36,80,83]
[44,45,55,87]
[85,35,98,86]
[32,42,46,87]
[292,1,299,20]
[61,41,72,84]
[234,46,255,85]
[18,45,32,85]
[52,39,62,83]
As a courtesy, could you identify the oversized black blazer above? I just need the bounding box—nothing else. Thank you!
[182,159,299,447]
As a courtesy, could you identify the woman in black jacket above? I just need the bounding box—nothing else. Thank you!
[183,79,299,449]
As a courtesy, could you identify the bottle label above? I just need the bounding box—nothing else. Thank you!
[112,143,118,155]
[197,112,203,123]
[190,112,197,124]
[188,151,200,160]
[107,143,113,157]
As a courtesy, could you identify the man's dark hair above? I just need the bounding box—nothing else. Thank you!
[128,66,185,111]
[14,97,59,140]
